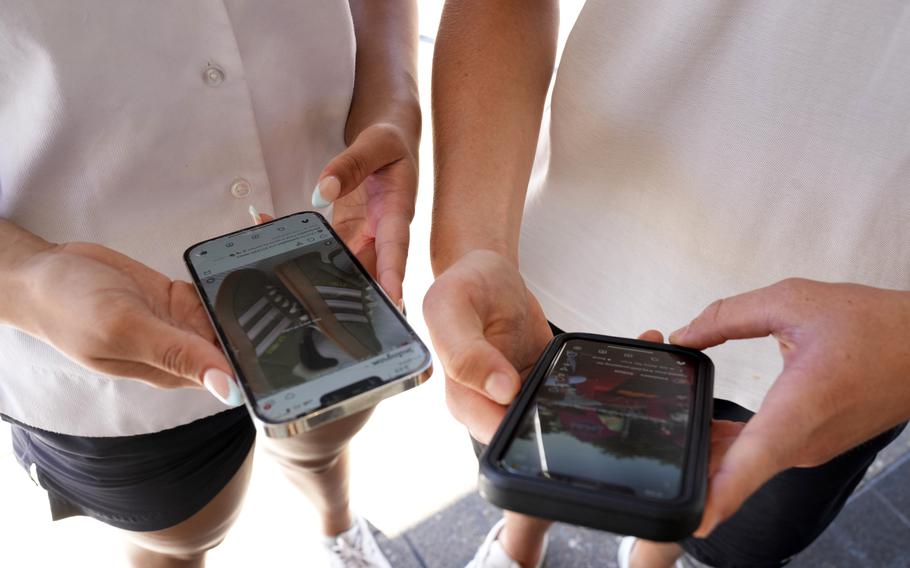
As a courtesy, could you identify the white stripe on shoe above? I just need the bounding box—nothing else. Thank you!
[316,285,362,299]
[246,307,281,341]
[325,299,365,311]
[238,297,270,327]
[255,317,291,356]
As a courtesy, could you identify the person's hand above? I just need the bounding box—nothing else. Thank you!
[635,329,748,483]
[422,250,553,443]
[11,242,237,403]
[669,278,910,537]
[310,123,418,303]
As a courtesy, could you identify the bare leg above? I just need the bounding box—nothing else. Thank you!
[263,408,373,536]
[631,540,683,568]
[499,511,552,568]
[123,446,255,568]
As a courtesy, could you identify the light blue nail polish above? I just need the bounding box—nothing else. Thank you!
[223,379,244,407]
[312,185,331,209]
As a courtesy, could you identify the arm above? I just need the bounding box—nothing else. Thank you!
[430,0,558,274]
[346,0,420,153]
[0,218,237,403]
[421,1,559,442]
[312,0,421,302]
[0,220,53,326]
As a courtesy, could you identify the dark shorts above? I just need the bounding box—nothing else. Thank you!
[3,407,255,532]
[471,323,907,568]
[679,402,905,568]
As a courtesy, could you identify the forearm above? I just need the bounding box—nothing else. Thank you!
[347,0,420,153]
[430,0,558,275]
[0,219,53,325]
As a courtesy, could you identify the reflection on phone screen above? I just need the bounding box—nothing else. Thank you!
[189,214,427,421]
[500,339,696,500]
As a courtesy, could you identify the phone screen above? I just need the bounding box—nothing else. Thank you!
[499,339,696,500]
[186,212,430,422]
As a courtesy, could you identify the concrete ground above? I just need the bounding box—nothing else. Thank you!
[2,3,908,567]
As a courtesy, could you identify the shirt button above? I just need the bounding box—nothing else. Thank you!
[203,64,225,87]
[230,178,252,198]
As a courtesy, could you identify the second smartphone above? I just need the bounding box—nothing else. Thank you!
[479,333,713,541]
[185,211,432,438]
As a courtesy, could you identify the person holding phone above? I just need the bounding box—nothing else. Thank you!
[0,2,418,566]
[425,2,910,567]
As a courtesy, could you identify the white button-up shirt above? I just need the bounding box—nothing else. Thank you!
[0,1,355,435]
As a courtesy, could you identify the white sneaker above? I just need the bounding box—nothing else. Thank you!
[323,516,392,568]
[617,536,685,568]
[466,518,548,568]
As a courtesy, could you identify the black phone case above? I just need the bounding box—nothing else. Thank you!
[479,332,714,541]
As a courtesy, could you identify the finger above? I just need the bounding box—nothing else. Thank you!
[93,360,197,389]
[694,414,791,537]
[423,278,522,405]
[708,420,746,477]
[248,205,274,225]
[445,378,508,444]
[374,210,410,302]
[312,126,404,208]
[351,238,378,279]
[129,316,241,406]
[669,284,783,349]
[637,329,664,343]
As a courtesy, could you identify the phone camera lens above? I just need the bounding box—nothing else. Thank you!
[303,219,309,223]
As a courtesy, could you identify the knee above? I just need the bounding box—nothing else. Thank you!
[126,521,230,566]
[266,436,345,473]
[682,514,818,568]
[264,408,373,472]
[126,450,253,560]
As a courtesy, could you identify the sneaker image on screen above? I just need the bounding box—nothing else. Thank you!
[216,268,337,395]
[214,245,383,399]
[274,245,382,360]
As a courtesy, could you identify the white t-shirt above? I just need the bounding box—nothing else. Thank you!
[0,1,355,435]
[521,1,910,411]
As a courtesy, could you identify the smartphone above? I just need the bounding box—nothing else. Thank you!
[184,211,432,438]
[479,333,713,541]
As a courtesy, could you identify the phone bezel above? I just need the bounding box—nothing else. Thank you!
[183,211,432,437]
[479,332,713,541]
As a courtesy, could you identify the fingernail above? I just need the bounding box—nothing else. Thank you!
[312,176,341,208]
[669,325,689,343]
[203,369,244,407]
[248,204,262,224]
[485,372,516,405]
[396,298,407,317]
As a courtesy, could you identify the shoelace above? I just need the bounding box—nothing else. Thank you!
[329,525,374,568]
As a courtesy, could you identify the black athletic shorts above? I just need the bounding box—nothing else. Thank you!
[3,407,255,532]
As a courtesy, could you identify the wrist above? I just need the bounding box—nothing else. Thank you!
[0,220,55,325]
[430,233,517,277]
[346,96,421,155]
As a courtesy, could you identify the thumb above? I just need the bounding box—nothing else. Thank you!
[138,318,242,406]
[311,126,404,208]
[423,280,522,405]
[695,411,793,537]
